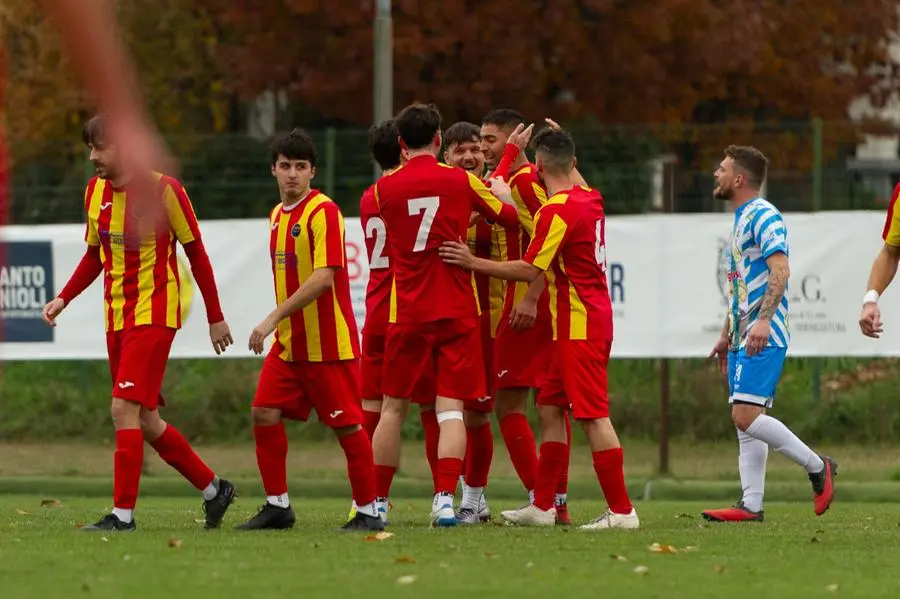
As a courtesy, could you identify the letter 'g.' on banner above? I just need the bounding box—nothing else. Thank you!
[0,211,896,360]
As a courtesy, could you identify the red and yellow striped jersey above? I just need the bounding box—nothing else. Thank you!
[524,185,613,342]
[467,220,510,338]
[268,189,359,362]
[83,174,199,332]
[504,163,549,314]
[882,182,900,246]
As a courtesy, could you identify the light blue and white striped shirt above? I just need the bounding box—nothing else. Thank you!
[726,197,790,350]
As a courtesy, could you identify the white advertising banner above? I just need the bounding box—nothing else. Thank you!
[0,212,894,360]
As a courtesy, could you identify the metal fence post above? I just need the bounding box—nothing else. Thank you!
[324,127,336,198]
[811,118,823,401]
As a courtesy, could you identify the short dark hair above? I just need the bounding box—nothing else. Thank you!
[443,121,480,149]
[395,103,442,150]
[82,115,108,148]
[368,119,402,171]
[532,128,576,175]
[725,145,768,188]
[269,128,318,167]
[482,108,525,131]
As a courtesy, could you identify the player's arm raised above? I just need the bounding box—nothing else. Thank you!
[165,180,233,354]
[439,202,565,283]
[465,171,519,228]
[43,187,104,326]
[248,202,343,354]
[860,192,900,338]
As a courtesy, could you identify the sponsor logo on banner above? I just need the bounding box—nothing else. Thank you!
[609,261,625,318]
[787,273,844,335]
[0,241,54,342]
[343,229,368,331]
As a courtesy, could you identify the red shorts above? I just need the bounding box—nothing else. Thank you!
[252,351,363,428]
[382,317,485,403]
[537,339,611,420]
[106,325,176,410]
[472,312,495,413]
[493,315,553,390]
[360,330,436,405]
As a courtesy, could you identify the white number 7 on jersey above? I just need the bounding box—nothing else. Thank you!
[408,196,440,252]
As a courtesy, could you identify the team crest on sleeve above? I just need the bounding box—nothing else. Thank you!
[291,223,302,238]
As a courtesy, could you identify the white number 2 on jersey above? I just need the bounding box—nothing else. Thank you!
[594,218,607,272]
[365,216,389,270]
[408,196,440,252]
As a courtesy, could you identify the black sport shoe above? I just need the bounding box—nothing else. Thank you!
[235,503,296,530]
[341,511,385,532]
[203,479,237,529]
[81,514,136,532]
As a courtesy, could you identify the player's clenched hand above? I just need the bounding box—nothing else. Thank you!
[708,335,729,377]
[42,297,66,327]
[209,320,234,355]
[745,320,770,356]
[510,298,537,332]
[438,240,476,270]
[859,302,884,338]
[487,177,514,205]
[248,314,278,355]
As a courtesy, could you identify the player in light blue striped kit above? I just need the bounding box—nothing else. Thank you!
[702,145,836,523]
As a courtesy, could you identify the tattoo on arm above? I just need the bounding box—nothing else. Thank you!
[759,264,789,321]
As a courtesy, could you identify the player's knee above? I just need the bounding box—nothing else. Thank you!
[139,411,167,441]
[333,424,361,438]
[381,397,410,419]
[464,410,489,427]
[251,406,281,426]
[110,398,141,429]
[495,389,526,419]
[731,406,762,432]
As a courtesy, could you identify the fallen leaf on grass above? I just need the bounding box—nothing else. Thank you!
[397,575,416,585]
[816,529,825,534]
[826,584,839,592]
[715,565,727,574]
[41,499,62,508]
[193,518,205,524]
[122,555,131,561]
[810,537,821,544]
[483,551,498,558]
[675,513,695,519]
[633,565,649,576]
[364,531,394,541]
[101,537,109,543]
[610,554,628,561]
[649,543,678,554]
[525,562,534,568]
[74,523,86,529]
[168,538,183,548]
[15,509,30,516]
[395,556,416,564]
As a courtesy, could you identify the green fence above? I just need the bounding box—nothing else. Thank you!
[6,120,883,225]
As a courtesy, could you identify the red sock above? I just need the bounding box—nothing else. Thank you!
[375,465,397,498]
[419,408,440,493]
[464,422,493,488]
[436,457,464,495]
[150,425,215,490]
[499,413,538,492]
[339,429,377,506]
[113,429,144,509]
[593,447,633,514]
[362,409,380,442]
[253,423,288,496]
[557,416,571,498]
[533,441,567,511]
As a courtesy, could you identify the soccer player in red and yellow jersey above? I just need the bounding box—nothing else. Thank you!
[371,103,519,527]
[359,120,439,521]
[481,109,572,522]
[442,121,499,524]
[41,116,237,532]
[239,129,383,532]
[860,182,900,338]
[440,127,640,530]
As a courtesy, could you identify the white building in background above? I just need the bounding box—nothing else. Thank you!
[847,23,900,203]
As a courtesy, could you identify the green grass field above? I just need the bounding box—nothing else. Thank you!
[3,442,900,598]
[3,496,900,599]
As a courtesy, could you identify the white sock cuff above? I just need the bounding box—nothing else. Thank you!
[436,410,464,424]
